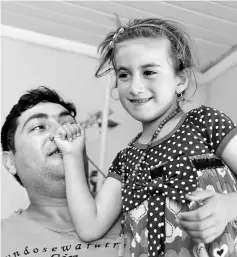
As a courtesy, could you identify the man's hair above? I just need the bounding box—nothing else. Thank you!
[1,86,77,185]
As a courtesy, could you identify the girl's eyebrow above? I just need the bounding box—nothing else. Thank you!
[141,63,162,69]
[117,63,162,71]
[116,66,129,72]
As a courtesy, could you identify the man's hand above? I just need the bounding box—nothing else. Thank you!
[176,190,231,244]
[54,123,85,157]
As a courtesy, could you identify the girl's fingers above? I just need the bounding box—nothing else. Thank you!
[76,123,84,136]
[177,204,212,222]
[55,126,67,140]
[176,213,215,231]
[71,123,81,137]
[68,124,80,139]
[63,124,75,141]
[63,123,83,141]
[54,123,83,142]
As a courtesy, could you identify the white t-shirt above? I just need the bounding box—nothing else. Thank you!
[2,211,130,257]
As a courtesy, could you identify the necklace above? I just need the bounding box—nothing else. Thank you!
[121,107,180,184]
[118,107,180,257]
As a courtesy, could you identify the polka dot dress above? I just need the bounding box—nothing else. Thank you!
[108,106,237,257]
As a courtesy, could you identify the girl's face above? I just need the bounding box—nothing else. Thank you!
[114,37,187,124]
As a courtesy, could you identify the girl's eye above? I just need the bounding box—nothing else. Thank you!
[117,72,130,80]
[144,70,157,76]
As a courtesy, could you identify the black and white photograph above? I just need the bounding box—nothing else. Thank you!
[1,1,237,257]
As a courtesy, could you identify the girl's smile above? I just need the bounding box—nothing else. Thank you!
[129,97,153,105]
[115,37,186,126]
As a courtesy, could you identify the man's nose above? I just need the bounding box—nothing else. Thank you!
[49,123,61,141]
[49,134,55,142]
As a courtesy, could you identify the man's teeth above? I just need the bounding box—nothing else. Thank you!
[53,150,61,154]
[131,98,151,103]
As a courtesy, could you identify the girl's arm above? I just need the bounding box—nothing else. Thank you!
[218,133,237,221]
[54,124,123,242]
[221,134,237,176]
[64,152,123,242]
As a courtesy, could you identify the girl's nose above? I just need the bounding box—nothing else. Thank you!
[128,78,145,95]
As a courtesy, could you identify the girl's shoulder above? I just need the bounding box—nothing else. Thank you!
[187,105,221,118]
[111,148,128,165]
[185,105,233,125]
[183,105,236,155]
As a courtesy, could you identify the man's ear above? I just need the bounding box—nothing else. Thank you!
[2,151,17,175]
[176,68,190,94]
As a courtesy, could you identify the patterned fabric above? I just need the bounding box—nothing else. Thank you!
[190,157,237,257]
[123,156,198,255]
[124,156,237,257]
[108,105,237,257]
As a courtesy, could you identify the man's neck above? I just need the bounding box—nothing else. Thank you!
[23,195,74,231]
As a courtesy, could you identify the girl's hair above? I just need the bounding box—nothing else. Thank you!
[95,18,196,79]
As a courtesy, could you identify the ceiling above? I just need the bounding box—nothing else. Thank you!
[1,1,237,71]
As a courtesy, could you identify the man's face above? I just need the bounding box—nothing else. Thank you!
[12,102,76,197]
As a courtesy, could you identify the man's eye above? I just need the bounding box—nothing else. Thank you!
[62,121,75,126]
[32,125,45,131]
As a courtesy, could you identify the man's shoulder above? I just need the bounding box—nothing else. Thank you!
[1,211,74,257]
[1,212,30,256]
[1,211,30,240]
[1,210,52,246]
[1,213,131,257]
[2,211,22,229]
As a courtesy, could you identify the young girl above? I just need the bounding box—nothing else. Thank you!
[61,18,237,257]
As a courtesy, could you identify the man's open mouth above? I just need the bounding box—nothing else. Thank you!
[49,148,62,156]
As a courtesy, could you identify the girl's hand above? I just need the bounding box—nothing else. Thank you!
[176,190,231,244]
[54,123,85,157]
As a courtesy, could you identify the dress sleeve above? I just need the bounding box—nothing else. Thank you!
[198,106,237,156]
[107,150,124,182]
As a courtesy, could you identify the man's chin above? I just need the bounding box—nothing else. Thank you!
[44,164,65,181]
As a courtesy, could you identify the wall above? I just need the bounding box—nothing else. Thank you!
[1,37,141,218]
[206,65,237,123]
[1,36,209,219]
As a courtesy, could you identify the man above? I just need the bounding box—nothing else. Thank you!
[1,86,129,257]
